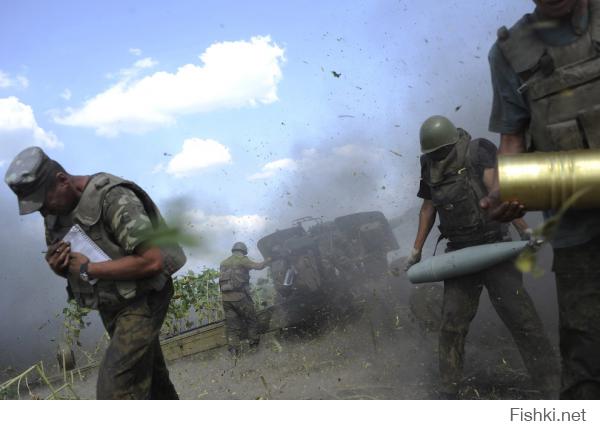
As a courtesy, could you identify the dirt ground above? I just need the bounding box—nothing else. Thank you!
[32,258,558,400]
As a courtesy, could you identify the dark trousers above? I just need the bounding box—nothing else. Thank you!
[554,238,600,399]
[223,295,259,349]
[96,281,179,400]
[439,259,559,397]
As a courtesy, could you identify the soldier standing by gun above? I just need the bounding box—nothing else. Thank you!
[406,116,558,399]
[485,0,600,399]
[219,242,270,357]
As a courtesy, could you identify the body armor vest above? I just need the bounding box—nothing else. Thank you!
[219,254,251,293]
[422,132,503,246]
[498,0,600,151]
[45,173,186,309]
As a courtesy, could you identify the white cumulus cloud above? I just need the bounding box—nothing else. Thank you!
[0,71,29,89]
[133,57,158,69]
[55,35,285,136]
[248,158,297,180]
[0,71,10,88]
[129,48,142,56]
[0,97,62,150]
[187,210,268,235]
[166,138,231,177]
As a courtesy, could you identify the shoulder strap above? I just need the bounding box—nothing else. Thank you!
[74,173,127,226]
[464,139,491,201]
[497,14,546,75]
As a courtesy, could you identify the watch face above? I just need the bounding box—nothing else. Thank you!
[80,272,89,282]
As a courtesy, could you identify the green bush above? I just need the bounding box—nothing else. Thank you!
[162,268,224,337]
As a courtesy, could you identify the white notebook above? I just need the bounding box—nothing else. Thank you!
[62,224,111,263]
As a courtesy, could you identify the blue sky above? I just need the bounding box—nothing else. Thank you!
[0,1,537,367]
[1,0,532,267]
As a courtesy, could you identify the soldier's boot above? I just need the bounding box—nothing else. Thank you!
[438,281,480,400]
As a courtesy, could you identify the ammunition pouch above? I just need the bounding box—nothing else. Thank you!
[219,265,250,293]
[497,1,600,152]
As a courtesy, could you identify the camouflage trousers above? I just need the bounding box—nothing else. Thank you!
[96,280,179,400]
[553,237,600,399]
[223,295,260,349]
[439,259,559,397]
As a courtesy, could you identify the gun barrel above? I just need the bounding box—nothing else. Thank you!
[498,149,600,210]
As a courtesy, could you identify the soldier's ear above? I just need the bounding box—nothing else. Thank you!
[55,172,69,188]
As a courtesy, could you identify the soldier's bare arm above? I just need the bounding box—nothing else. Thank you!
[499,133,526,155]
[486,165,529,238]
[480,134,527,221]
[405,200,436,270]
[245,257,272,271]
[69,245,163,280]
[413,199,436,252]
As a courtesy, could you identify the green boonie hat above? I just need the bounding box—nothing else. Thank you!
[4,146,52,215]
[232,242,248,255]
[419,115,459,154]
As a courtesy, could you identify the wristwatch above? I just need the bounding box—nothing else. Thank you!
[80,262,90,283]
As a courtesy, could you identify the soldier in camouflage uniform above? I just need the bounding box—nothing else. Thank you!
[486,0,600,399]
[4,146,182,400]
[219,242,270,356]
[406,116,558,399]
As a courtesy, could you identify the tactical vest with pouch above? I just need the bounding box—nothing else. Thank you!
[497,0,600,151]
[219,254,252,302]
[422,132,503,247]
[45,173,186,309]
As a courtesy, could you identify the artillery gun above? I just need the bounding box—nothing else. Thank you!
[257,211,399,328]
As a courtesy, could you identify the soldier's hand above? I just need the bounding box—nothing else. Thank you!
[480,190,525,222]
[68,252,90,275]
[46,241,71,276]
[404,248,422,272]
[518,227,533,242]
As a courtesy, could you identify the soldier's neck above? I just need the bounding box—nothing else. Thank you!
[71,175,91,199]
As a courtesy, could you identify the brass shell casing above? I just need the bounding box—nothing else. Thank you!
[498,150,600,210]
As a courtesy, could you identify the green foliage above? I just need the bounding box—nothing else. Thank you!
[0,362,79,400]
[162,268,224,337]
[162,269,277,337]
[60,300,91,347]
[516,187,591,276]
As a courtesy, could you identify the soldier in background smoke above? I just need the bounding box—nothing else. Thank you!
[484,0,600,399]
[219,242,270,357]
[4,146,182,400]
[406,116,558,399]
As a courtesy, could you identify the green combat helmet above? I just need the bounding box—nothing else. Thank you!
[419,115,459,154]
[231,241,248,255]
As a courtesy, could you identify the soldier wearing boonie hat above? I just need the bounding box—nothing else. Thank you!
[4,146,183,400]
[5,146,57,215]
